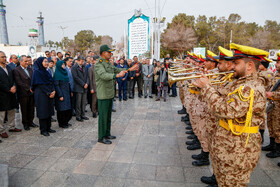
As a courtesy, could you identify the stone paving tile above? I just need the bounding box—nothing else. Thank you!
[156,166,185,182]
[30,171,70,187]
[8,154,36,168]
[108,151,134,163]
[133,152,158,165]
[63,173,97,187]
[127,164,156,180]
[41,146,69,158]
[136,142,159,153]
[183,168,212,183]
[154,181,187,187]
[250,168,278,186]
[24,156,58,171]
[84,149,112,161]
[9,168,45,187]
[93,177,126,187]
[73,160,106,175]
[114,141,137,153]
[48,158,81,173]
[100,162,131,178]
[124,179,156,187]
[62,148,90,160]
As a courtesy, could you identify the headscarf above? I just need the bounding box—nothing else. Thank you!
[53,60,69,82]
[31,57,53,88]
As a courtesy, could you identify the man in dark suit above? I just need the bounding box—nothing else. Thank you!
[13,55,38,131]
[88,56,98,118]
[7,54,19,70]
[0,51,21,141]
[71,56,89,122]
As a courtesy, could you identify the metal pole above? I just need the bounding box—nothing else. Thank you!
[151,17,154,60]
[157,0,160,60]
[230,30,233,44]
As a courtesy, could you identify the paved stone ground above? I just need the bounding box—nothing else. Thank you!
[1,93,280,187]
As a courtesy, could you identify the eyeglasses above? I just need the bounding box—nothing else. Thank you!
[0,56,6,58]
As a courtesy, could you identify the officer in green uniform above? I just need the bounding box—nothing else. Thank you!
[95,45,127,144]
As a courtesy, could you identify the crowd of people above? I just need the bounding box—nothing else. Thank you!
[0,47,177,141]
[174,43,280,187]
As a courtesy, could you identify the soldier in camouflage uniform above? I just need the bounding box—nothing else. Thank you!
[193,43,268,186]
[263,52,280,159]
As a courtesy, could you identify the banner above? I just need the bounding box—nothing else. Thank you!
[128,14,149,59]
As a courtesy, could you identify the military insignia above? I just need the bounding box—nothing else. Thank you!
[99,59,102,63]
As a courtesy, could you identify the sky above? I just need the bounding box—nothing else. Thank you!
[3,0,280,45]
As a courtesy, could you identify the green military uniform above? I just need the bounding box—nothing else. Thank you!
[94,56,122,140]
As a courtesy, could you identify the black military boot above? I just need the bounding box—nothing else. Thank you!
[266,143,280,158]
[184,120,191,126]
[178,105,187,114]
[192,151,210,166]
[259,129,264,144]
[187,134,196,139]
[187,140,201,150]
[262,137,275,151]
[185,130,194,134]
[192,150,207,160]
[278,162,280,167]
[201,174,218,185]
[186,136,198,145]
[181,114,189,121]
[185,126,192,130]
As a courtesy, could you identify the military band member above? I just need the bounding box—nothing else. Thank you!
[193,43,268,186]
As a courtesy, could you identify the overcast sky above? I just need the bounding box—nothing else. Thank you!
[4,0,280,45]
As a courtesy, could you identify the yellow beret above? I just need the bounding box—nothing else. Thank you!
[219,46,233,57]
[206,50,219,62]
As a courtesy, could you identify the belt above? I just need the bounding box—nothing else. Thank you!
[219,119,259,134]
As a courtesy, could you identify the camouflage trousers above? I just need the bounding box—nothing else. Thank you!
[196,102,209,152]
[212,127,261,187]
[179,87,184,106]
[267,102,280,143]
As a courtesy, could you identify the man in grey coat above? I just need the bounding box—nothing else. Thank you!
[142,59,154,98]
[71,56,89,122]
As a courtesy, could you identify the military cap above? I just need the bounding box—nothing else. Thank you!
[206,50,219,63]
[218,46,234,60]
[230,43,269,62]
[100,44,115,54]
[260,57,272,69]
[277,52,280,61]
[200,54,206,62]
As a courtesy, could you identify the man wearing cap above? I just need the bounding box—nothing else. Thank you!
[95,45,127,144]
[263,52,280,159]
[193,43,268,186]
[200,46,235,186]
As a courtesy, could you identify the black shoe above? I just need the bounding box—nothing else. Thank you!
[201,174,217,185]
[24,126,30,131]
[185,130,194,135]
[149,96,153,98]
[123,98,127,101]
[76,117,84,122]
[29,123,39,128]
[105,135,116,139]
[113,99,116,101]
[41,131,50,136]
[185,126,192,130]
[278,162,280,167]
[0,140,2,143]
[92,113,97,118]
[187,134,196,139]
[262,137,275,151]
[119,98,122,101]
[51,117,57,122]
[169,95,176,97]
[192,150,209,160]
[178,106,187,114]
[144,96,147,98]
[67,123,72,127]
[81,116,89,120]
[184,121,191,126]
[192,159,210,166]
[186,139,197,145]
[266,143,280,158]
[47,129,56,133]
[59,125,69,128]
[138,95,142,98]
[98,138,112,144]
[181,116,190,122]
[187,143,201,150]
[112,109,116,112]
[129,96,133,99]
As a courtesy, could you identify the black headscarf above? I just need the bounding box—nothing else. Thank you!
[31,57,54,88]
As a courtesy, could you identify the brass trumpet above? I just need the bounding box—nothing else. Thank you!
[168,67,199,75]
[168,71,234,87]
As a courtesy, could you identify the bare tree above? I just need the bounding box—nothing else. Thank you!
[161,24,198,58]
[249,30,271,50]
